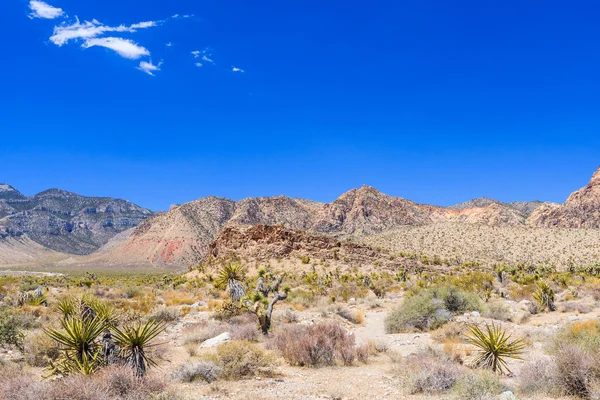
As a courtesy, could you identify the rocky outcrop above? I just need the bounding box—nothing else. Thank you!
[0,186,152,255]
[528,167,600,228]
[203,224,425,272]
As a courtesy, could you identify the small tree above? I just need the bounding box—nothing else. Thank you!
[216,265,289,335]
[245,269,290,335]
[532,281,555,312]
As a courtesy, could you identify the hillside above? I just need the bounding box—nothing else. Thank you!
[528,167,600,228]
[0,186,153,255]
[91,186,544,268]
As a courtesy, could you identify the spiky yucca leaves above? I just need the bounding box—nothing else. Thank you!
[56,296,118,325]
[111,319,166,377]
[465,323,525,375]
[532,281,555,312]
[215,262,246,302]
[45,316,108,375]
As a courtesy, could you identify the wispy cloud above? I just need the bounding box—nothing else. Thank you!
[83,37,150,59]
[191,50,200,58]
[232,66,245,73]
[166,42,173,47]
[50,18,159,46]
[195,62,203,67]
[138,60,163,76]
[202,55,214,64]
[29,1,64,19]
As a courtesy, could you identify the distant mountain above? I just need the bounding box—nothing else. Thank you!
[92,185,538,267]
[0,184,26,201]
[0,186,153,255]
[6,167,600,269]
[450,197,544,218]
[528,166,600,228]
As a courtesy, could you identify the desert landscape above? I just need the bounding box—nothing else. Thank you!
[0,167,599,399]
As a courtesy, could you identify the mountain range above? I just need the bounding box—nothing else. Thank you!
[1,166,599,269]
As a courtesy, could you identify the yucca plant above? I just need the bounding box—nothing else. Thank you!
[532,281,555,312]
[465,323,525,375]
[56,297,78,319]
[45,316,108,375]
[111,319,166,377]
[215,262,246,302]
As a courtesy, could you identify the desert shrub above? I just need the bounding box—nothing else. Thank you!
[172,361,221,383]
[544,321,600,398]
[0,307,25,349]
[385,286,479,333]
[482,304,512,322]
[24,329,60,367]
[452,371,505,400]
[395,348,461,394]
[385,292,449,333]
[356,343,370,364]
[147,307,180,323]
[230,322,259,342]
[271,322,356,367]
[206,340,275,380]
[328,305,364,325]
[518,356,556,396]
[557,302,592,314]
[432,321,466,343]
[0,365,170,400]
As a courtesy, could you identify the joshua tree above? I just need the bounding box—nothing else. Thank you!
[532,281,555,312]
[245,270,290,335]
[217,264,289,335]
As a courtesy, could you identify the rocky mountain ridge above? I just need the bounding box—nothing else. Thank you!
[0,185,153,255]
[3,165,600,269]
[90,185,549,267]
[528,167,600,228]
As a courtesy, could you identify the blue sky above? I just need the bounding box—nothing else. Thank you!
[1,0,599,211]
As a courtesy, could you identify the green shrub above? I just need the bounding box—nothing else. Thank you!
[385,286,480,333]
[0,307,25,349]
[452,371,505,400]
[207,340,275,380]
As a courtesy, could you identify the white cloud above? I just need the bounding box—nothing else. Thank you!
[129,21,156,29]
[138,60,163,76]
[202,55,214,64]
[232,66,245,73]
[172,14,179,18]
[50,18,159,46]
[83,37,150,59]
[166,42,173,47]
[29,1,64,19]
[191,50,200,58]
[195,62,203,67]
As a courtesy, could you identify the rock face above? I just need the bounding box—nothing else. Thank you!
[203,224,430,273]
[0,186,152,255]
[528,166,600,228]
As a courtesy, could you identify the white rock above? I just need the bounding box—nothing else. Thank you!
[568,316,580,321]
[200,332,231,348]
[498,391,516,400]
[471,311,481,317]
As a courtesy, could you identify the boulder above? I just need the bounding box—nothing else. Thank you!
[200,332,231,348]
